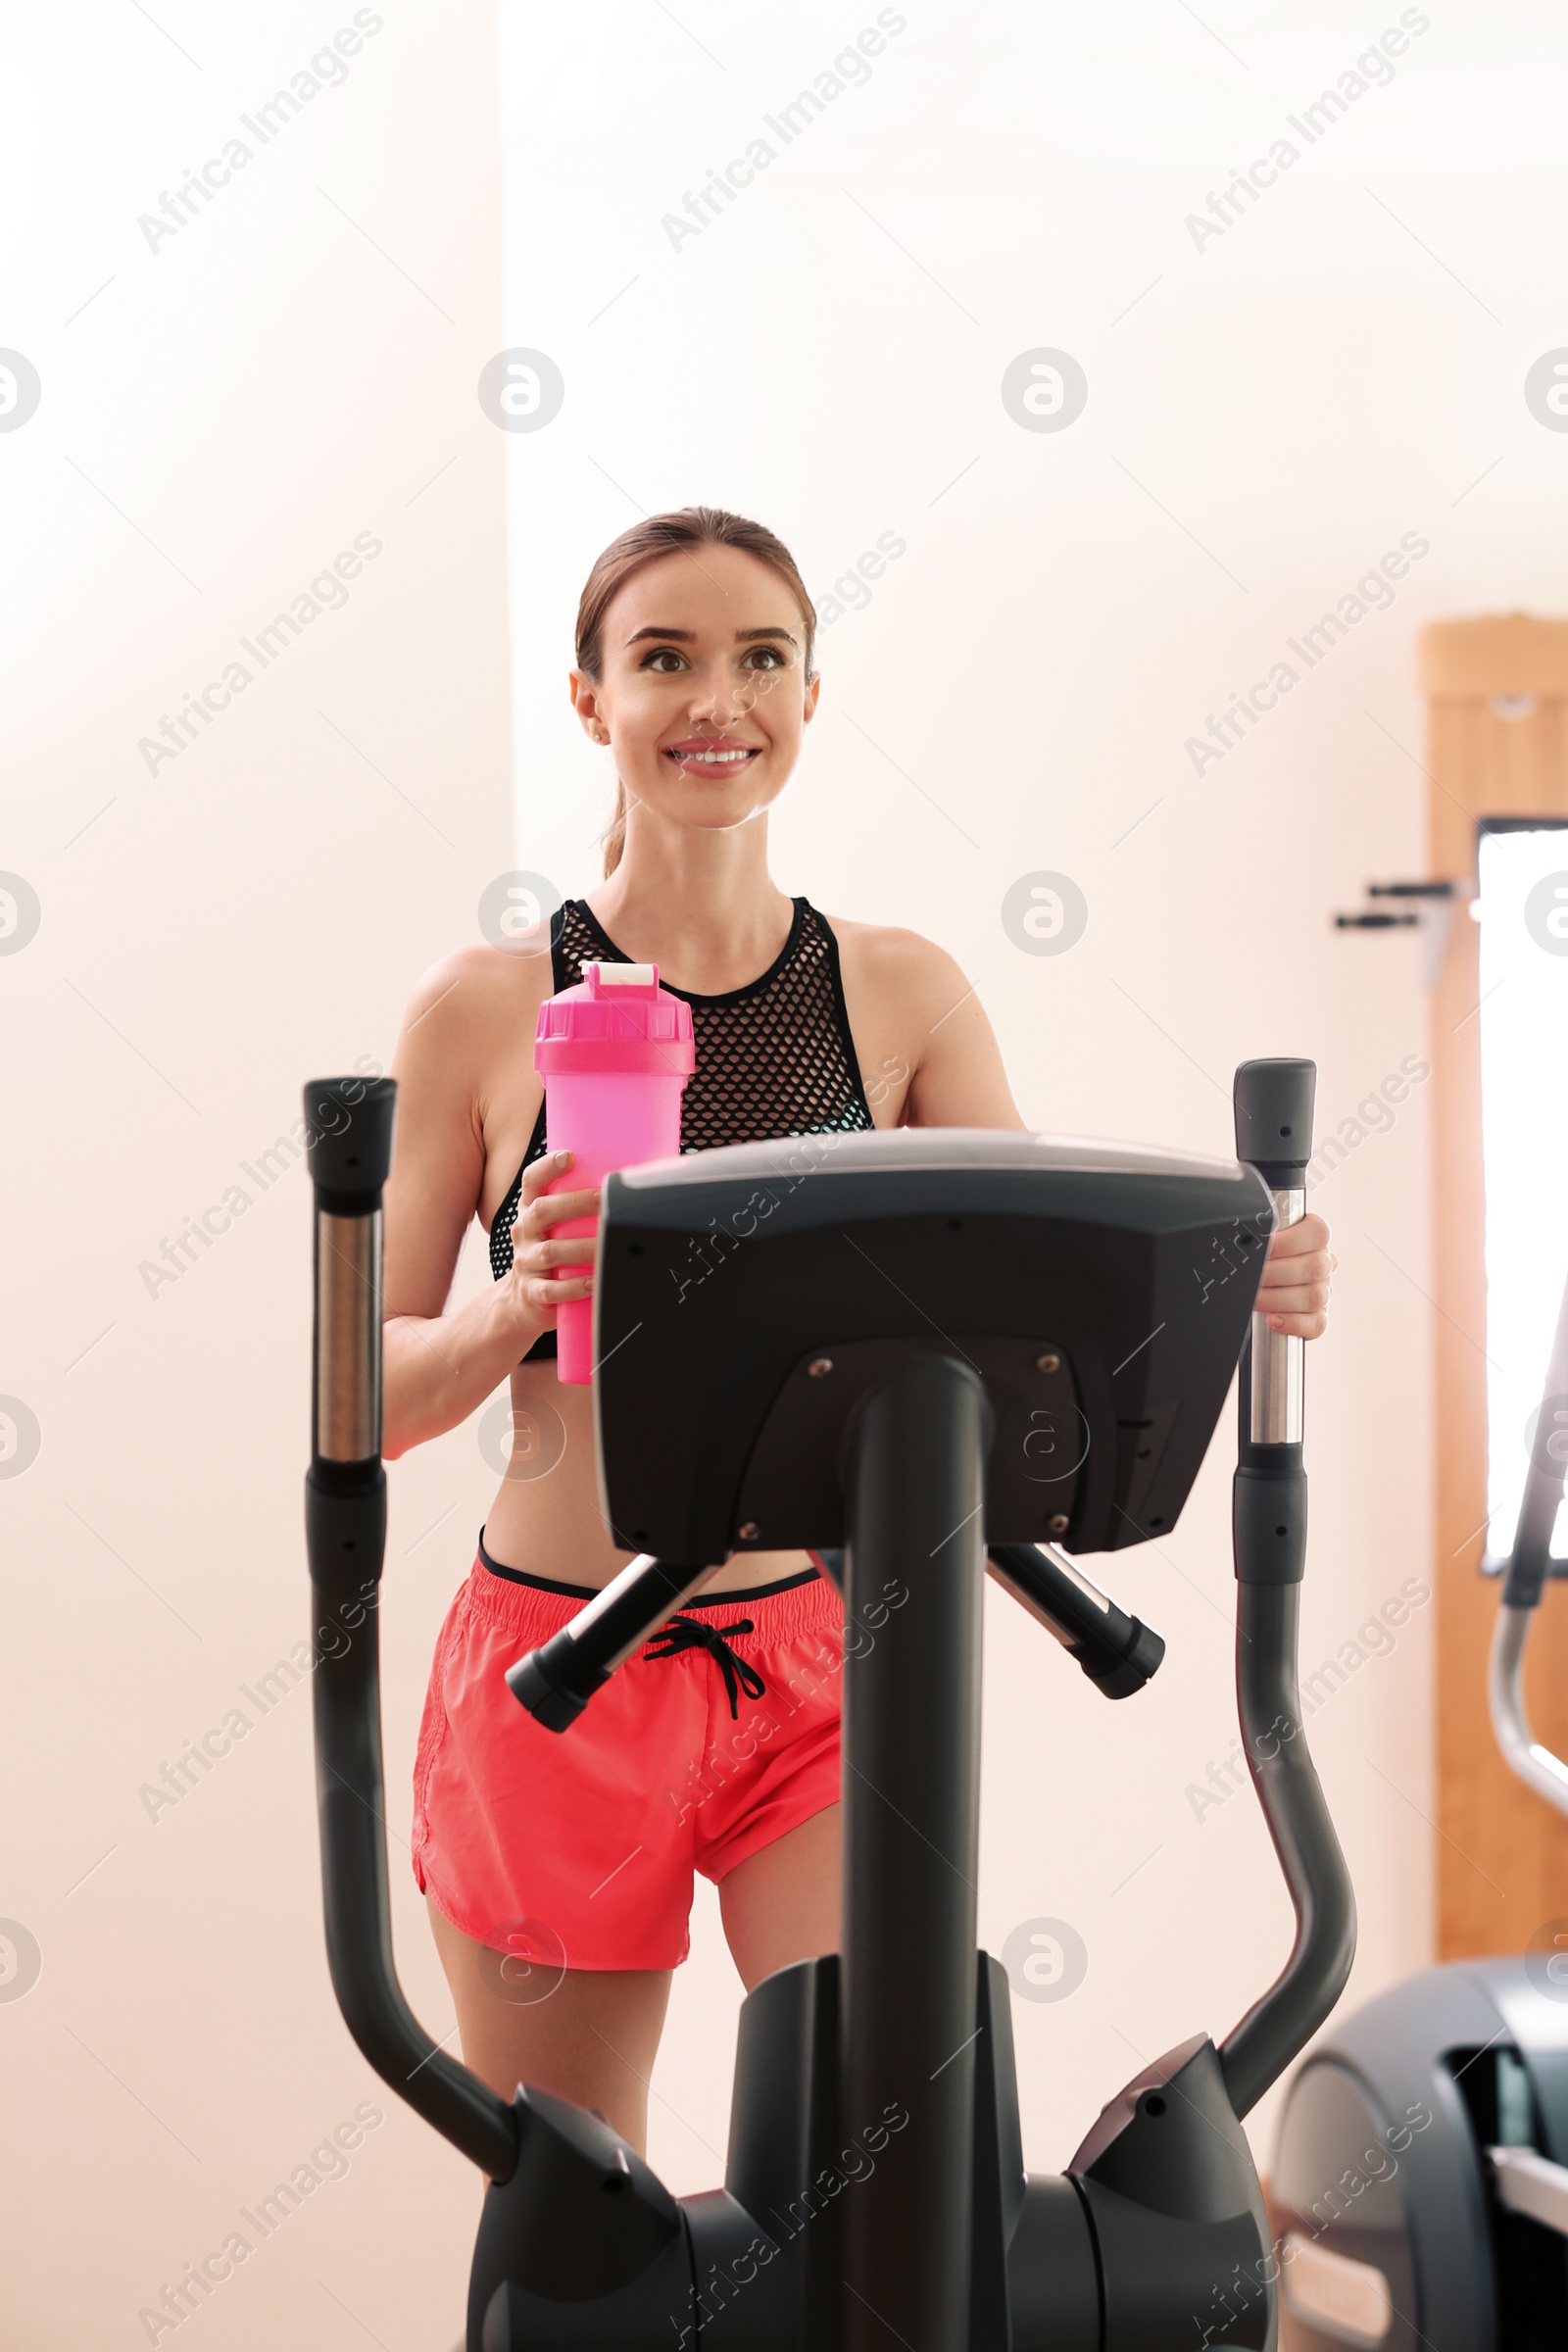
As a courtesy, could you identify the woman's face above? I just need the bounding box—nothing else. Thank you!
[572,544,818,837]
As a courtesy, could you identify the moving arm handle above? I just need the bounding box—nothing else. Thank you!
[1499,1264,1568,1612]
[1220,1058,1357,2120]
[304,1077,518,2183]
[1490,1263,1568,1817]
[987,1543,1165,1697]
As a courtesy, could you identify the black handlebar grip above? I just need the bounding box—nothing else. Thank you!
[1091,1617,1166,1700]
[986,1544,1166,1699]
[506,1640,605,1732]
[303,1076,398,1206]
[1233,1058,1317,1185]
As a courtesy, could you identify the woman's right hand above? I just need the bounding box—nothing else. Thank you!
[507,1151,601,1336]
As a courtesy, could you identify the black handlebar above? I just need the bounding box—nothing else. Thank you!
[505,1554,719,1730]
[1220,1055,1356,2118]
[304,1077,520,2183]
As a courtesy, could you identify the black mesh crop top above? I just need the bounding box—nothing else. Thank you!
[490,895,878,1359]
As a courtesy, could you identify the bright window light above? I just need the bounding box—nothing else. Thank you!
[1480,822,1568,1565]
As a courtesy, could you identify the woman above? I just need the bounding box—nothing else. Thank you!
[381,506,1333,2156]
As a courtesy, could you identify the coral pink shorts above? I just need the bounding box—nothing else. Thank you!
[412,1535,845,1971]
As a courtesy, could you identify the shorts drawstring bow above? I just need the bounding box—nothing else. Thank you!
[645,1614,767,1718]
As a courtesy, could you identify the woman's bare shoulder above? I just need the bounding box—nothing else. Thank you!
[818,912,967,1005]
[394,940,555,1087]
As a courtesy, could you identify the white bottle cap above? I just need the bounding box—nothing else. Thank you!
[587,960,658,986]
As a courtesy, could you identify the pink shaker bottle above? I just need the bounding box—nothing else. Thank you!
[533,960,696,1384]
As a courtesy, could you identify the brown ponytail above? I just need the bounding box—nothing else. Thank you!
[574,506,816,878]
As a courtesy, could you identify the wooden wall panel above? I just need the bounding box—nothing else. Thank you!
[1423,614,1568,1957]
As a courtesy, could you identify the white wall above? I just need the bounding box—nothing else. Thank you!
[5,2,1567,2343]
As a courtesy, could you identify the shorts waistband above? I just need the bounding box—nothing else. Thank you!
[466,1531,839,1653]
[475,1526,825,1606]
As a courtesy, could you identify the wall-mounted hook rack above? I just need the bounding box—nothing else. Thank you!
[1333,878,1475,986]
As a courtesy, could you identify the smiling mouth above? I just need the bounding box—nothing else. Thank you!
[662,745,760,769]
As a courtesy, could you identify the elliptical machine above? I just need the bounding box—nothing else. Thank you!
[1270,1271,1568,2349]
[303,1058,1354,2350]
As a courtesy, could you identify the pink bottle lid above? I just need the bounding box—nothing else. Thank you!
[534,960,696,1077]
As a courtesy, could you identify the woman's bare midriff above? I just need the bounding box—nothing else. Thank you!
[481,1357,814,1595]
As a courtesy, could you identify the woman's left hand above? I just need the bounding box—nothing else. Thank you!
[1257,1213,1335,1339]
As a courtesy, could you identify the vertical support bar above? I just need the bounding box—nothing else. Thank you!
[841,1352,992,2352]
